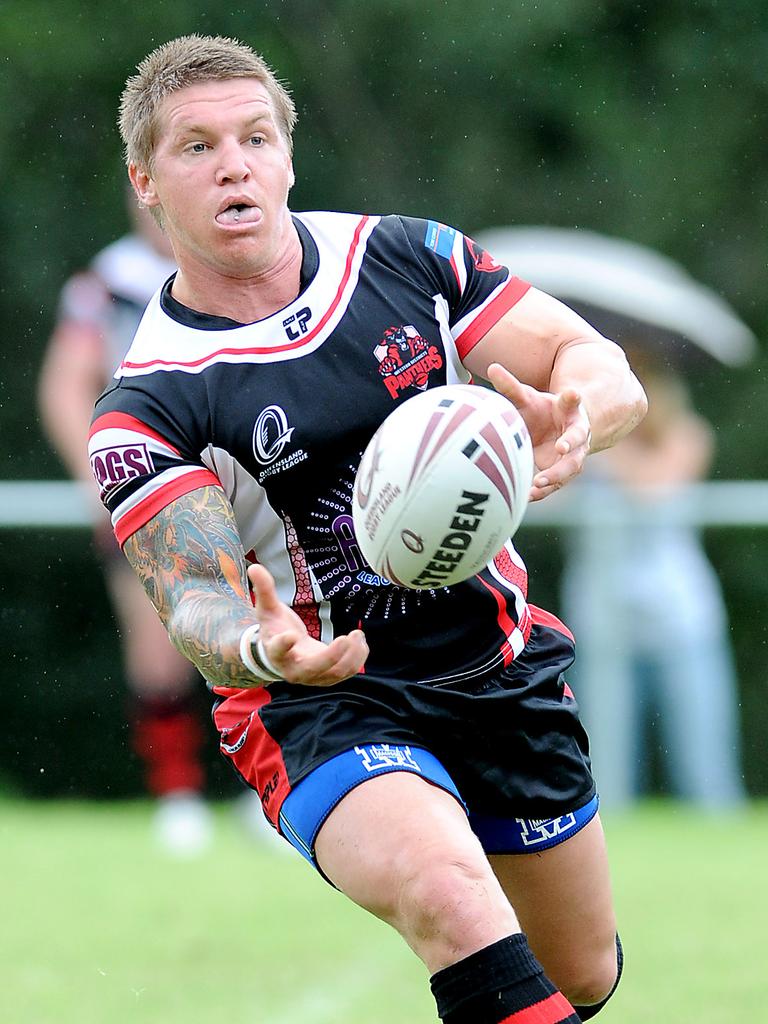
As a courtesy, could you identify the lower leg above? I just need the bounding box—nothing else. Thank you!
[128,688,206,796]
[108,561,208,797]
[490,816,620,1011]
[315,773,581,1024]
[431,933,581,1023]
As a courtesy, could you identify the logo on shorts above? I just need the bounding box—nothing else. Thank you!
[515,813,578,847]
[220,720,251,755]
[355,744,422,772]
[373,325,443,399]
[90,443,154,493]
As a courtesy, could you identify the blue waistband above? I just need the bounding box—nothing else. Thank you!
[278,743,463,864]
[469,794,599,854]
[278,742,598,867]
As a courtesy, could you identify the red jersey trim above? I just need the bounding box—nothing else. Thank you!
[528,604,575,643]
[114,469,221,546]
[477,575,531,666]
[121,216,371,371]
[455,277,531,359]
[89,411,182,455]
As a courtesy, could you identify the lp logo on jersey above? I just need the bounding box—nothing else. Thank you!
[252,405,295,466]
[90,444,154,492]
[283,306,312,341]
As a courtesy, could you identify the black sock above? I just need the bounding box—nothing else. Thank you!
[430,933,580,1024]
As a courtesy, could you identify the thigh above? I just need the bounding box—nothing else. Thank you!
[315,771,520,970]
[489,813,616,993]
[316,770,492,912]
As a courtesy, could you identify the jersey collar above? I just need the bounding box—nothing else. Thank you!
[159,216,320,331]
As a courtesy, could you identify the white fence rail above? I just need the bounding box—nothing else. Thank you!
[2,479,768,528]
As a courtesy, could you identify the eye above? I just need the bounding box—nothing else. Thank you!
[188,142,207,154]
[249,135,265,147]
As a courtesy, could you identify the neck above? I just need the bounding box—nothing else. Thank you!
[171,222,303,323]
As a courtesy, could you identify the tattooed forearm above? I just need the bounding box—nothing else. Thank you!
[123,485,262,687]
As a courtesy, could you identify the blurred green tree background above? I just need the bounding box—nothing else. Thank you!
[1,0,766,796]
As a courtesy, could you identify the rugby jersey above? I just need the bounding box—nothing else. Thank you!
[89,212,533,685]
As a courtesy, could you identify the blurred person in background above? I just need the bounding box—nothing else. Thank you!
[38,195,214,855]
[561,349,747,810]
[477,226,754,810]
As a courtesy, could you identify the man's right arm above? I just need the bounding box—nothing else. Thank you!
[123,484,262,686]
[123,485,368,688]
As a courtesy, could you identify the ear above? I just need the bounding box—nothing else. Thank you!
[287,158,295,191]
[129,162,161,209]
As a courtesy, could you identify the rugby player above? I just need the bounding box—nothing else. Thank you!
[89,34,647,1022]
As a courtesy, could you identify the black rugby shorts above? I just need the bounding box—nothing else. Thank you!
[213,617,597,866]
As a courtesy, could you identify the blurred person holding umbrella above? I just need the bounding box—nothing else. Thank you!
[478,226,754,810]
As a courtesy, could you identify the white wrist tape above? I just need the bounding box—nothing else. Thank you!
[239,623,282,684]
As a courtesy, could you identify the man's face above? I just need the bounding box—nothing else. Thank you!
[130,78,295,278]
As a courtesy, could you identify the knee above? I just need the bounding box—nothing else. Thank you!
[391,846,516,965]
[559,934,622,1016]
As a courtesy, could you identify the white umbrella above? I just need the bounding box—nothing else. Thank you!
[474,226,756,366]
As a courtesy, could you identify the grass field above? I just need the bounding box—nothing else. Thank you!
[1,797,765,1024]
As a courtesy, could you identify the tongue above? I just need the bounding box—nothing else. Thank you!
[216,205,260,225]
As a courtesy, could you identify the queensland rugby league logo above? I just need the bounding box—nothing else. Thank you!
[252,404,308,480]
[373,324,443,399]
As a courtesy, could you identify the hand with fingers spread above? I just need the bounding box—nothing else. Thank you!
[247,563,369,686]
[487,362,592,501]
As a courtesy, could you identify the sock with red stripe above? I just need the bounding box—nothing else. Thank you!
[430,933,580,1024]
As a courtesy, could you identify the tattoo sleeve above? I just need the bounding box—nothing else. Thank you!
[123,485,260,687]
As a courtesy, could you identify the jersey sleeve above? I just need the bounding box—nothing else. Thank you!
[396,216,531,361]
[88,382,221,547]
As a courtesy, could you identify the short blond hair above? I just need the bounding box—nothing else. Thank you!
[119,34,297,169]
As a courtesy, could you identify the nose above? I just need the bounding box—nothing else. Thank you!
[215,138,251,185]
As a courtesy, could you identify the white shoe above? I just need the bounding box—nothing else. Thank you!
[153,791,213,857]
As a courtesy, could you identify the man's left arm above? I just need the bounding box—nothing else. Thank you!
[462,286,648,500]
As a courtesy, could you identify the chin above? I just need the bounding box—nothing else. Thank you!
[214,246,270,279]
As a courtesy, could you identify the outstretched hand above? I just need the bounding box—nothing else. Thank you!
[487,363,592,501]
[247,564,369,686]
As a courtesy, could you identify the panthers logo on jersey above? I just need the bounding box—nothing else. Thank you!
[373,324,444,399]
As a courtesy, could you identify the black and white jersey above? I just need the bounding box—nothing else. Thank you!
[89,212,534,685]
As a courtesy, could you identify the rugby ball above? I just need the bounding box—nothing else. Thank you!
[352,384,534,589]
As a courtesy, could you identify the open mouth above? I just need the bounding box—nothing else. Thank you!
[215,202,261,226]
